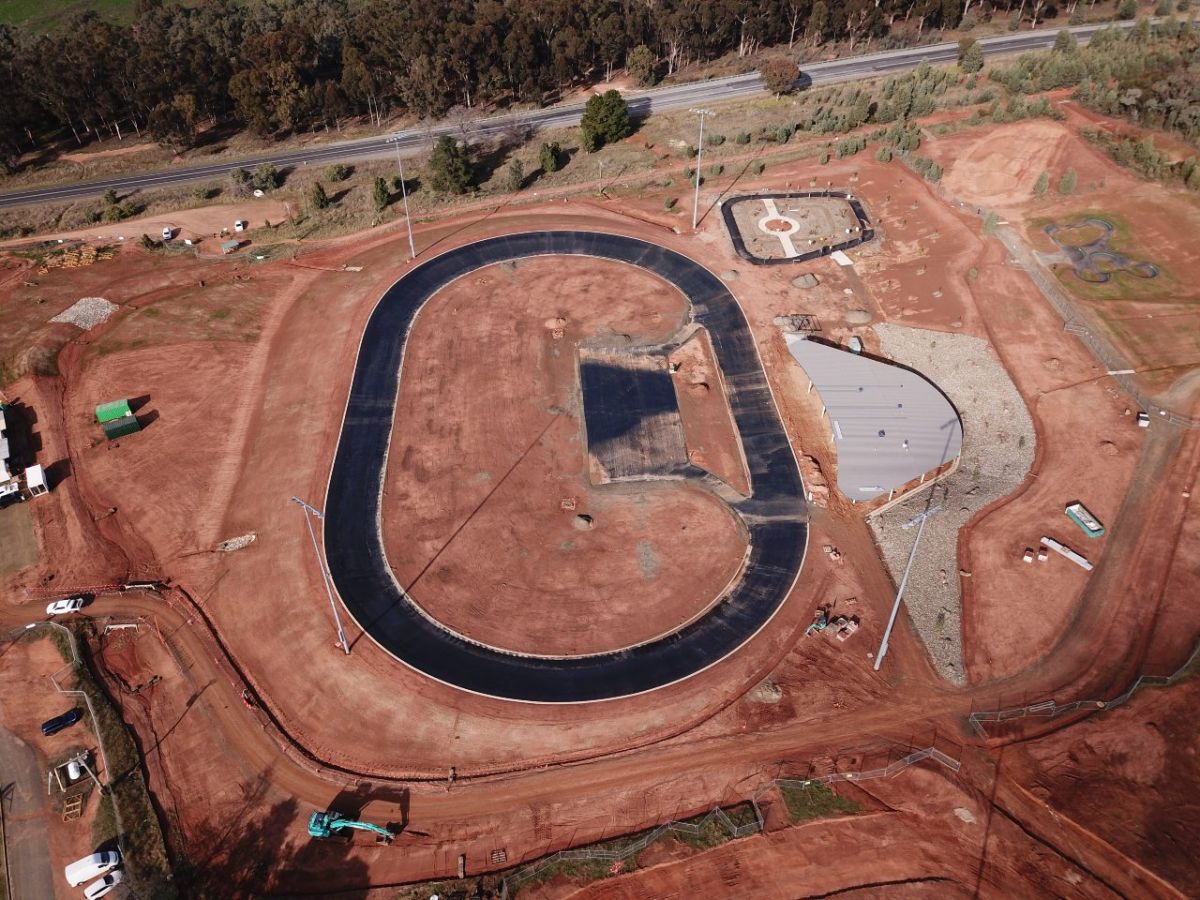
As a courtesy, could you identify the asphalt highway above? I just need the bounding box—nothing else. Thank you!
[323,231,808,702]
[0,22,1134,210]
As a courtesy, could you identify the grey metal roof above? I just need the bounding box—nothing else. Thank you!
[784,334,962,500]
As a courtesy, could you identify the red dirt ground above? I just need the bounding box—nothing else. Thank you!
[379,256,747,656]
[926,109,1200,395]
[669,329,750,495]
[1,112,1197,897]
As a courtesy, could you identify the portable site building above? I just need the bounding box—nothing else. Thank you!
[95,399,132,423]
[102,415,141,440]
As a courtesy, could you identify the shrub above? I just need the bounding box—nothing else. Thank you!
[505,157,525,192]
[539,141,561,173]
[709,163,724,176]
[310,181,330,209]
[324,163,350,182]
[251,163,280,191]
[664,197,677,210]
[876,146,893,162]
[1034,170,1050,196]
[1117,0,1137,17]
[705,133,726,146]
[1058,168,1078,194]
[735,132,751,145]
[819,151,830,164]
[751,161,766,175]
[372,176,389,211]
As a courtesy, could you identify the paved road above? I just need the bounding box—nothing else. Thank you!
[0,725,54,900]
[0,22,1134,211]
[324,231,808,702]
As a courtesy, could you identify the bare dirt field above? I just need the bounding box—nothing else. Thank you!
[0,113,1197,897]
[669,329,750,494]
[926,110,1200,395]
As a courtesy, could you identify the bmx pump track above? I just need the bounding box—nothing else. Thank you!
[323,231,809,702]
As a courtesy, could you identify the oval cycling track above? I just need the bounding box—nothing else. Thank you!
[324,232,808,702]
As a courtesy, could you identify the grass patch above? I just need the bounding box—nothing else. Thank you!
[778,781,859,824]
[0,0,134,28]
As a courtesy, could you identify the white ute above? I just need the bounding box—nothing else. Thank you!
[64,851,120,887]
[83,869,125,899]
[46,596,86,617]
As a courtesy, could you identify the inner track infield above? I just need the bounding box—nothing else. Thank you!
[323,231,808,702]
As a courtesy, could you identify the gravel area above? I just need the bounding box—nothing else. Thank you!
[868,324,1035,684]
[50,297,118,330]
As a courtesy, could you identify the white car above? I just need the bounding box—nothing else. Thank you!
[83,869,124,899]
[45,596,86,617]
[64,851,120,887]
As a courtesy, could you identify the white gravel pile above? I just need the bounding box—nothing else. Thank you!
[50,297,118,330]
[868,324,1035,684]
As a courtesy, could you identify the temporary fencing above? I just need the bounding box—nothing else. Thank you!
[501,740,960,896]
[969,637,1200,737]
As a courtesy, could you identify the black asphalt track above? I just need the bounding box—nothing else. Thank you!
[323,232,808,702]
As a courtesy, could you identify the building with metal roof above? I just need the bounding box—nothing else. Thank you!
[784,334,962,501]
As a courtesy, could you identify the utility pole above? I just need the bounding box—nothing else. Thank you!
[873,505,940,672]
[689,108,714,232]
[291,496,350,655]
[393,140,417,260]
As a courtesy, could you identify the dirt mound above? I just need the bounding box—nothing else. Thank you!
[932,120,1073,209]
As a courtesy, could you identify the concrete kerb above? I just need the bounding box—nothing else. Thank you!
[0,789,11,900]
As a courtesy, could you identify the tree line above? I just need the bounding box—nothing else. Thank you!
[0,0,1081,174]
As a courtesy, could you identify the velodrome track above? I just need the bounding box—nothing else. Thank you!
[323,231,809,702]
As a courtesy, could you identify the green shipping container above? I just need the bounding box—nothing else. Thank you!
[102,415,141,440]
[96,399,133,423]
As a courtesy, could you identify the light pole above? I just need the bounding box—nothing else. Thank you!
[873,504,940,672]
[689,108,714,232]
[291,496,350,655]
[393,140,417,260]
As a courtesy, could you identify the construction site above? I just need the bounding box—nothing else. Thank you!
[0,101,1197,900]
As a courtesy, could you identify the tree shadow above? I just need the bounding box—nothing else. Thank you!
[193,120,242,151]
[329,188,353,206]
[175,778,376,899]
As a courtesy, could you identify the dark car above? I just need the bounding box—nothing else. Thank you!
[41,708,82,737]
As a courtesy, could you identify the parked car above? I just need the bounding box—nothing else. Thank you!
[64,851,120,887]
[45,596,86,617]
[40,708,82,737]
[83,869,125,899]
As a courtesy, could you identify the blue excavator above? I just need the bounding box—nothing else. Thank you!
[308,811,395,843]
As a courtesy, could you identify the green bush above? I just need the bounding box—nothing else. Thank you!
[1058,168,1078,194]
[664,197,677,210]
[705,133,726,146]
[324,163,350,182]
[750,161,766,175]
[709,163,723,176]
[735,132,751,145]
[819,151,830,164]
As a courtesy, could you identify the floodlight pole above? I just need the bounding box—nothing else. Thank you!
[291,496,350,655]
[393,140,417,260]
[690,108,713,232]
[873,505,940,672]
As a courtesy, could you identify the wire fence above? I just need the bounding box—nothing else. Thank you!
[501,741,960,896]
[969,636,1200,737]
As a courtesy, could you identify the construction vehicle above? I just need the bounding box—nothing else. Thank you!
[805,608,829,636]
[308,811,395,843]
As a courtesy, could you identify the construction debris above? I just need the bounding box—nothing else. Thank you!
[51,297,119,330]
[1040,536,1094,571]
